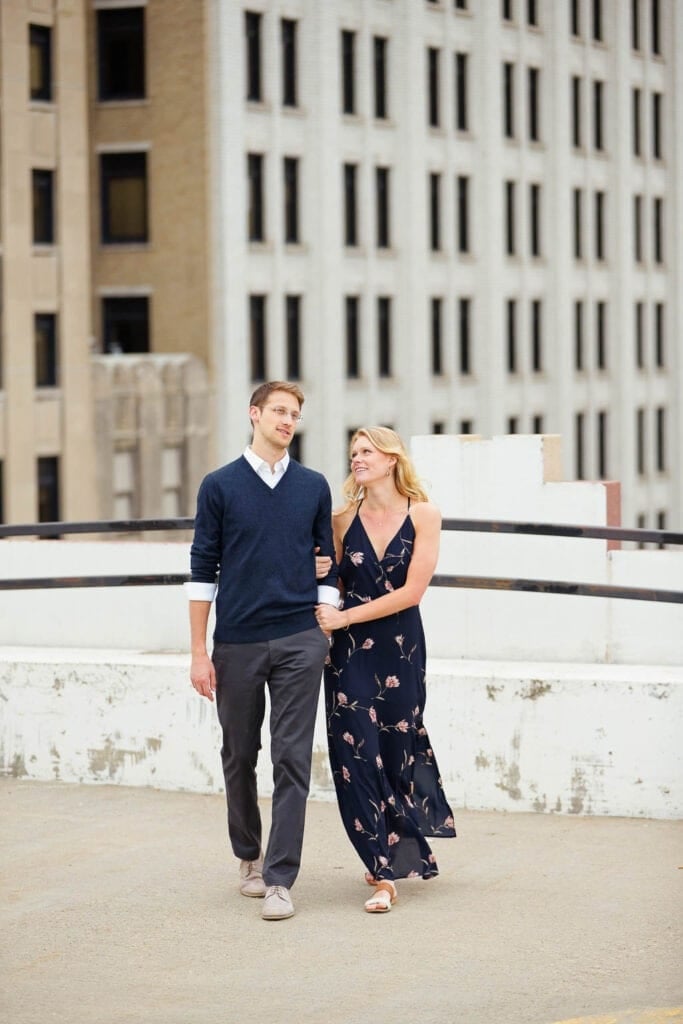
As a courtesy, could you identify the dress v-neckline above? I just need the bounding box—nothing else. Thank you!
[355,511,410,564]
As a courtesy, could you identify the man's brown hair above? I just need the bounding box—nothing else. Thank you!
[249,381,305,410]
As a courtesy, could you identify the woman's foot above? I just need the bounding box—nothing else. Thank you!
[364,871,377,886]
[364,880,397,914]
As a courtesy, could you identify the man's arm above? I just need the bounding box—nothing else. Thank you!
[314,479,339,605]
[189,600,216,701]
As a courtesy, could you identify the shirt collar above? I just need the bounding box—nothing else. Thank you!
[243,446,290,477]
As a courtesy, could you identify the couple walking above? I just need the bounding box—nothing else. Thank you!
[188,382,455,920]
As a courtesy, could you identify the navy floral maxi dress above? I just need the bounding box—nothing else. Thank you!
[324,505,456,883]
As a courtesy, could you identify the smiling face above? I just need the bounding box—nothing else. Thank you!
[349,435,396,486]
[250,389,302,453]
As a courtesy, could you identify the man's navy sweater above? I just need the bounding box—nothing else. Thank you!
[190,456,338,644]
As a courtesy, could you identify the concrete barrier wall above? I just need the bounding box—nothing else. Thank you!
[1,648,680,819]
[1,435,680,664]
[1,434,681,818]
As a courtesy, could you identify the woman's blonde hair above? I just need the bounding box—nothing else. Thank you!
[340,426,429,508]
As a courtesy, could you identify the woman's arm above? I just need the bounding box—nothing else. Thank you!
[315,502,441,631]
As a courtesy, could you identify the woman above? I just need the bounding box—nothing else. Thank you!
[315,427,455,914]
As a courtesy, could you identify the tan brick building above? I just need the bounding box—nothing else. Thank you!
[0,0,211,525]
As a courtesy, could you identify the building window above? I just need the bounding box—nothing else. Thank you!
[29,24,52,101]
[432,421,445,434]
[245,11,262,102]
[530,183,541,257]
[592,0,603,41]
[635,301,645,369]
[455,53,468,131]
[459,419,473,435]
[429,173,441,252]
[456,175,470,253]
[570,0,581,36]
[455,0,468,9]
[655,407,666,471]
[281,19,297,107]
[102,296,150,353]
[97,7,145,101]
[507,298,517,373]
[652,92,662,159]
[574,300,584,370]
[32,169,54,244]
[288,435,302,464]
[575,412,585,478]
[571,76,582,148]
[595,190,605,261]
[654,302,665,368]
[527,0,539,25]
[634,195,643,262]
[632,88,642,157]
[651,0,661,55]
[458,297,471,375]
[285,295,301,379]
[531,299,542,372]
[345,296,360,378]
[376,167,390,249]
[505,181,516,256]
[573,188,583,259]
[532,415,544,434]
[247,153,265,242]
[593,80,604,150]
[378,297,392,377]
[503,62,515,138]
[100,152,147,244]
[528,67,540,141]
[250,295,267,381]
[502,0,513,20]
[597,411,608,477]
[507,416,519,434]
[373,36,388,119]
[636,408,646,475]
[596,301,607,369]
[632,0,641,49]
[35,313,58,387]
[284,157,299,244]
[38,457,60,523]
[343,164,358,247]
[341,30,356,114]
[653,197,663,264]
[427,47,440,127]
[431,298,443,375]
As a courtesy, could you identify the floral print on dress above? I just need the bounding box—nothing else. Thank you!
[324,508,456,884]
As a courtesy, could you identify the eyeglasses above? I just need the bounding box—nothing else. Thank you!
[265,405,303,423]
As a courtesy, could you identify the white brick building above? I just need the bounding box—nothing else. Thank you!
[209,0,682,527]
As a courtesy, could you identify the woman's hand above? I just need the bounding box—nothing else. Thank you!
[314,546,333,579]
[315,603,347,632]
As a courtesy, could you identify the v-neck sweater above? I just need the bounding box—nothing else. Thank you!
[190,455,337,643]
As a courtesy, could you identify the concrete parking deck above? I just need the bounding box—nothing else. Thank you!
[1,780,681,1024]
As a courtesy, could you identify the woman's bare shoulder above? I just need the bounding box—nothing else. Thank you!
[409,499,442,528]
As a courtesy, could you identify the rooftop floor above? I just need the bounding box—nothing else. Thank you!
[1,780,681,1024]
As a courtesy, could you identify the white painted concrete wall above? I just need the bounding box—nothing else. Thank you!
[1,649,680,819]
[1,435,680,664]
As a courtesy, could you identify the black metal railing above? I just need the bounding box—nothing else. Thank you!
[1,517,681,604]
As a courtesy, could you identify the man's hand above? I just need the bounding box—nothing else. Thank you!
[190,652,216,702]
[314,546,332,579]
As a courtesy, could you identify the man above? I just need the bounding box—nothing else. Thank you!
[187,382,338,921]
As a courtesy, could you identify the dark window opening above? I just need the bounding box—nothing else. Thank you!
[250,295,267,381]
[97,7,145,101]
[100,152,148,244]
[35,313,58,387]
[285,295,301,379]
[103,296,150,354]
[29,24,52,101]
[32,169,54,244]
[245,11,262,101]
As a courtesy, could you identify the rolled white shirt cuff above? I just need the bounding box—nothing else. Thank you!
[184,581,218,602]
[317,585,341,607]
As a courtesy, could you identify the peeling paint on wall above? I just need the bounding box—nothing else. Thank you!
[519,679,552,701]
[495,756,522,801]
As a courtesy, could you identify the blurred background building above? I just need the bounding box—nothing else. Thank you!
[0,0,681,528]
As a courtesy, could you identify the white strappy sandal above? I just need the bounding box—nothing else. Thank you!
[364,880,397,914]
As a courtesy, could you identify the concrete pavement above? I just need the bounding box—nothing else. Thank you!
[1,780,681,1024]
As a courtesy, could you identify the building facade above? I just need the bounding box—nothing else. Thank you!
[210,0,682,526]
